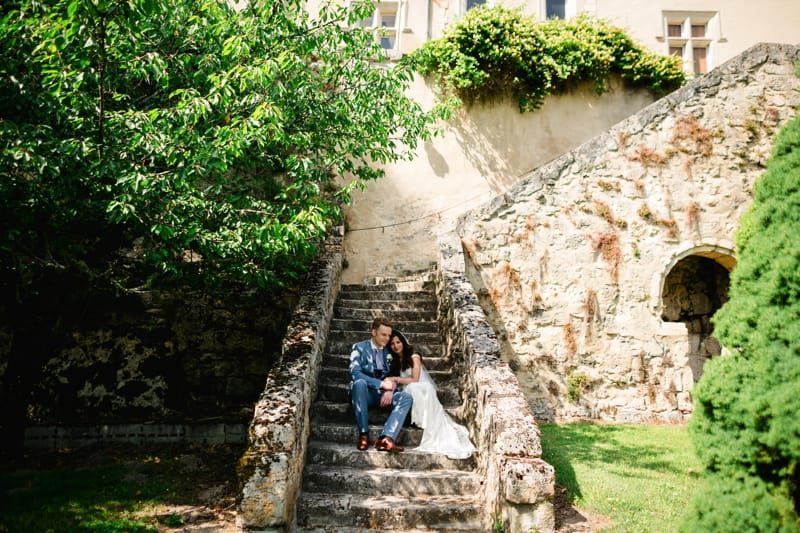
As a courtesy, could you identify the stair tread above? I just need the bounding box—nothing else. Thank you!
[298,492,481,505]
[304,464,478,479]
[294,523,486,533]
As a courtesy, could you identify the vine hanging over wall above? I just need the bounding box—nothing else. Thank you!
[411,6,686,112]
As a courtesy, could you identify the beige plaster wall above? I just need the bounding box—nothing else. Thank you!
[585,0,800,71]
[305,0,800,75]
[340,76,655,284]
[455,43,800,423]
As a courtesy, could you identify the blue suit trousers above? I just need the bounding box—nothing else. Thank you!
[350,378,413,440]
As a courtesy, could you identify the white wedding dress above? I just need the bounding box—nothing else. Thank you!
[402,365,475,459]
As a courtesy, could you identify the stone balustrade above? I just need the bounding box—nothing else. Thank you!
[237,232,343,531]
[436,225,555,532]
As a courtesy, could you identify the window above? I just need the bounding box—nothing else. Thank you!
[693,47,707,74]
[691,24,706,38]
[358,0,407,54]
[546,0,566,19]
[466,0,486,10]
[662,11,717,76]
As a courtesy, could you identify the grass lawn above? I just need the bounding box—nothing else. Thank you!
[540,422,702,532]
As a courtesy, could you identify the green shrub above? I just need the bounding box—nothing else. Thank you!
[412,7,685,112]
[684,115,800,531]
[566,371,589,402]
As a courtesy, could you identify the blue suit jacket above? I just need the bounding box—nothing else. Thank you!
[349,339,393,394]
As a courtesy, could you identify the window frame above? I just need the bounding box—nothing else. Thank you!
[541,0,575,20]
[356,0,408,56]
[660,11,719,76]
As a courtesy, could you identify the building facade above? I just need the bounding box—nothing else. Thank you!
[351,0,799,76]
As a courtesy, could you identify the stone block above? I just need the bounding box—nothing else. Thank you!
[238,451,294,529]
[502,457,555,504]
[503,501,556,533]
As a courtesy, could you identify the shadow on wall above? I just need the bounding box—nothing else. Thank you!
[424,139,450,178]
[463,246,558,422]
[446,78,657,192]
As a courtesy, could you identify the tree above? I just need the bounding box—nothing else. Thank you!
[1,0,448,290]
[684,115,800,531]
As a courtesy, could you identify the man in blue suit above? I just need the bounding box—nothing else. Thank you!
[349,317,413,452]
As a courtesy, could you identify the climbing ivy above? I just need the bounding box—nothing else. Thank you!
[412,7,685,112]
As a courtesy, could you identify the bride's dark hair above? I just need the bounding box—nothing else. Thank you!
[388,330,421,373]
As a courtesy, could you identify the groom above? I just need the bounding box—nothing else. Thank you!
[349,317,412,452]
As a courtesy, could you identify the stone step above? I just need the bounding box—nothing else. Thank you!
[306,442,477,471]
[311,401,466,428]
[333,308,437,322]
[294,493,484,531]
[337,290,435,302]
[323,353,454,372]
[330,318,438,334]
[316,382,462,406]
[294,527,486,533]
[341,280,433,293]
[311,422,424,447]
[326,334,439,355]
[320,365,454,384]
[302,465,481,496]
[335,298,438,312]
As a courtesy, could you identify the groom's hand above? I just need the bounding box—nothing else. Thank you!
[379,390,393,407]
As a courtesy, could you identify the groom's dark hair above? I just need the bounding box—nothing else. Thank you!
[371,317,392,331]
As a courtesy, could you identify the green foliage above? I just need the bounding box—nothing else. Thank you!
[685,115,800,531]
[412,7,685,112]
[0,0,448,290]
[566,371,588,402]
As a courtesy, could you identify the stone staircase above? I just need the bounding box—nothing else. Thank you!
[294,276,487,531]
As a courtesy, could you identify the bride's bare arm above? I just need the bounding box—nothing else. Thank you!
[410,353,421,382]
[393,353,422,385]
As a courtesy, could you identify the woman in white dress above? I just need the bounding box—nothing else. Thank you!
[386,331,475,459]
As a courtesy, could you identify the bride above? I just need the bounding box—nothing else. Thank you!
[386,331,475,459]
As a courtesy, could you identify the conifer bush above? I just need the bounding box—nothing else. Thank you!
[684,115,800,531]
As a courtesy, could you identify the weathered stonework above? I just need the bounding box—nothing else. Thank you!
[2,265,297,454]
[236,226,554,531]
[455,43,800,423]
[437,227,555,533]
[237,232,343,531]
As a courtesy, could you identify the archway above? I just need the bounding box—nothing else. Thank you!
[661,253,733,382]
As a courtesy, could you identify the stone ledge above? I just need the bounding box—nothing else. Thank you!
[24,422,246,449]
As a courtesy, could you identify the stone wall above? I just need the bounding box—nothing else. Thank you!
[437,227,555,533]
[0,264,296,454]
[237,232,343,531]
[455,43,800,423]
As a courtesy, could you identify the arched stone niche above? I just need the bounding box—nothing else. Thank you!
[655,243,736,382]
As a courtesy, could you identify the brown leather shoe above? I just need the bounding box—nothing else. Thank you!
[357,433,370,451]
[374,436,404,453]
